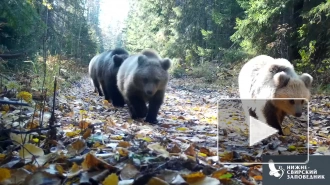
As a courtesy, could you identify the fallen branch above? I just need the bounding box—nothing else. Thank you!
[0,100,30,106]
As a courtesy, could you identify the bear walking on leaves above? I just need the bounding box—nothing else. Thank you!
[88,48,129,107]
[238,55,313,135]
[117,49,171,124]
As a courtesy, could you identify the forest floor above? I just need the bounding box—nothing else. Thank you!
[1,74,330,185]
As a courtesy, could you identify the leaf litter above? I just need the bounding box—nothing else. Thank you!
[0,75,328,185]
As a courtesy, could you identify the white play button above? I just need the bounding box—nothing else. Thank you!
[249,116,279,146]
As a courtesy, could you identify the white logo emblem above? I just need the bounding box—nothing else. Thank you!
[268,159,284,179]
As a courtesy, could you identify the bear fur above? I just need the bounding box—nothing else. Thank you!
[88,54,102,94]
[238,55,313,135]
[88,48,129,107]
[117,49,171,124]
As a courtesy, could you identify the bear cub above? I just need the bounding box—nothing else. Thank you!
[238,55,313,135]
[88,48,129,107]
[117,49,171,124]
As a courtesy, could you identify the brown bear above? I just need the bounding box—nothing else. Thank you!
[88,48,129,107]
[238,55,313,135]
[116,49,171,124]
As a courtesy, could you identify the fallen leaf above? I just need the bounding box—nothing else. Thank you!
[211,168,227,179]
[82,128,92,139]
[118,141,131,148]
[282,126,291,136]
[184,144,196,156]
[120,163,139,180]
[147,177,169,185]
[253,175,262,181]
[19,143,45,159]
[0,168,11,182]
[181,171,205,184]
[103,173,119,185]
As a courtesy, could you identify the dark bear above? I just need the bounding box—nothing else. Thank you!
[88,48,129,107]
[116,49,171,124]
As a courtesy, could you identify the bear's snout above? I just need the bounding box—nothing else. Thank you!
[295,112,302,117]
[146,90,153,96]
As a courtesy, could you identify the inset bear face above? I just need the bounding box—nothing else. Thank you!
[273,73,313,117]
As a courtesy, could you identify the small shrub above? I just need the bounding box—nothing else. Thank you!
[169,58,187,78]
[221,48,253,64]
[189,62,218,83]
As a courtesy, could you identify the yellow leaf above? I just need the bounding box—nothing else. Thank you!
[103,100,110,106]
[181,172,205,184]
[32,138,39,143]
[192,107,200,111]
[70,162,80,173]
[17,91,32,103]
[253,175,262,180]
[102,173,119,185]
[211,168,228,179]
[282,126,291,136]
[110,135,123,140]
[311,107,316,112]
[142,137,152,142]
[66,130,81,137]
[288,145,296,151]
[226,121,232,124]
[198,152,207,157]
[0,154,5,159]
[232,116,238,120]
[310,140,317,145]
[93,142,102,148]
[55,164,64,175]
[117,147,129,157]
[176,127,188,131]
[0,168,11,182]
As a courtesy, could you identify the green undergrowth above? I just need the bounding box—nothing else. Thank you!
[0,54,85,102]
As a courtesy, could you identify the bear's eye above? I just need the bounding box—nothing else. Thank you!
[301,100,305,104]
[289,100,295,104]
[143,78,148,83]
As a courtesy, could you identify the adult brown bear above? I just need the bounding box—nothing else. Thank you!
[117,49,171,124]
[238,55,313,135]
[88,48,129,107]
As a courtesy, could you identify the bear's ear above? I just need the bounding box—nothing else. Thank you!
[300,73,313,89]
[137,55,148,66]
[113,55,124,67]
[160,58,171,71]
[273,71,290,88]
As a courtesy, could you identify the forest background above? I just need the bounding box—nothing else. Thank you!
[1,0,330,94]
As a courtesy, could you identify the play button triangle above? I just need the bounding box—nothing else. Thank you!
[249,116,279,146]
